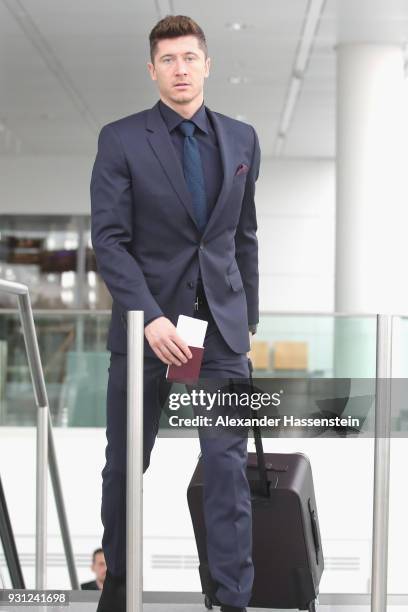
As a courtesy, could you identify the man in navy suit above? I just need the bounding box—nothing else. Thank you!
[91,14,260,612]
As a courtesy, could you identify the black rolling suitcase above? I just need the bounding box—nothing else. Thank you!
[187,360,324,611]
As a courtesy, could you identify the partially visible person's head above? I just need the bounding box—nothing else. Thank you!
[147,15,210,108]
[91,548,106,583]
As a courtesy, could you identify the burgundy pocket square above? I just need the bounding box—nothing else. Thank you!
[235,163,249,176]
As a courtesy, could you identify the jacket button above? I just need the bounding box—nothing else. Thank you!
[187,281,195,289]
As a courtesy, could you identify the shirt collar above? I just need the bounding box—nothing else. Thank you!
[158,99,209,135]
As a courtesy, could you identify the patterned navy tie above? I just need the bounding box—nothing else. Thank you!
[179,120,208,232]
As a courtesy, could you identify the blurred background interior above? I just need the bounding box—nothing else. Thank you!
[1,0,408,607]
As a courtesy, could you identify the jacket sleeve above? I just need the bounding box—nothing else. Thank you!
[90,124,164,326]
[234,125,261,327]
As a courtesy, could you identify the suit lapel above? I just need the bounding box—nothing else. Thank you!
[145,102,199,230]
[145,101,236,236]
[202,107,235,238]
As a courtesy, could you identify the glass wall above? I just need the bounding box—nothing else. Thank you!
[0,215,110,310]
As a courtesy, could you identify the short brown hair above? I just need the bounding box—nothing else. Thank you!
[149,15,208,63]
[92,548,104,563]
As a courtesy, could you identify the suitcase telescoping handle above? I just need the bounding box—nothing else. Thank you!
[248,358,270,498]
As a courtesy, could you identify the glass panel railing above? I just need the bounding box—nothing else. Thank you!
[250,313,377,378]
[0,310,110,427]
[0,310,378,428]
[145,313,378,601]
[0,307,110,590]
[0,309,404,603]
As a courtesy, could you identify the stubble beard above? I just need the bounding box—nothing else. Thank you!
[171,94,192,105]
[169,87,200,106]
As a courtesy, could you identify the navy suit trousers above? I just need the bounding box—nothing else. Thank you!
[100,298,253,608]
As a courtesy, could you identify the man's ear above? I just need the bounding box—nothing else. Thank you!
[204,56,211,78]
[147,62,157,81]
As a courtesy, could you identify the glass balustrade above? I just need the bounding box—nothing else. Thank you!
[0,309,405,606]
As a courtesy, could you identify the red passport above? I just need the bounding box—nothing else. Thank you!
[166,345,204,383]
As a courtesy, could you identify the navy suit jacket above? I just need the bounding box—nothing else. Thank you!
[90,100,260,357]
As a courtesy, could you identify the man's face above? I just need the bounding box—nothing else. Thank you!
[92,552,107,582]
[147,35,210,106]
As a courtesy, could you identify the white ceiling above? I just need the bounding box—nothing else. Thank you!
[1,0,408,159]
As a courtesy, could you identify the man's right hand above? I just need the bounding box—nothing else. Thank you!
[144,316,193,366]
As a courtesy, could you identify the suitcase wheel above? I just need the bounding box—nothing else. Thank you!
[204,594,213,609]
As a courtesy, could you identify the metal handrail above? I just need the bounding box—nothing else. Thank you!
[0,279,79,589]
[0,475,25,588]
[0,306,407,318]
[126,312,144,612]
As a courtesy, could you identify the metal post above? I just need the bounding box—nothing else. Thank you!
[75,215,86,310]
[47,411,79,589]
[18,292,48,590]
[35,405,48,589]
[371,314,393,611]
[126,311,144,612]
